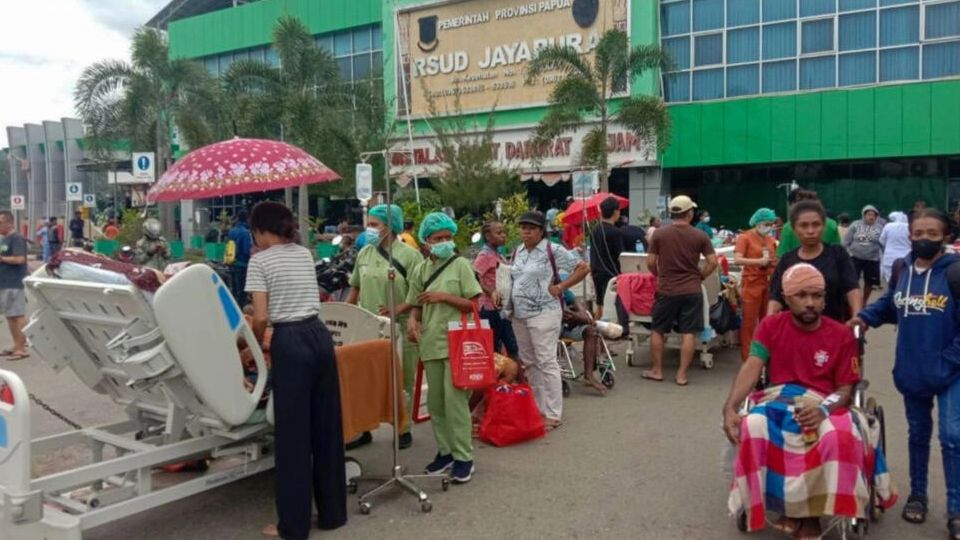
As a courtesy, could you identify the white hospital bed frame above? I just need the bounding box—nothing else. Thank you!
[0,266,391,539]
[607,252,726,369]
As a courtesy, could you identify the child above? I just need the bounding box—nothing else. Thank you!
[472,220,518,359]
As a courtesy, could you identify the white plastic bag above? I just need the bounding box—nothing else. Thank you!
[495,262,513,319]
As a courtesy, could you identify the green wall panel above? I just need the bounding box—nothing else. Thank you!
[701,107,724,164]
[746,99,772,163]
[662,80,960,168]
[723,100,748,164]
[932,81,960,154]
[770,96,797,163]
[820,92,847,160]
[902,84,932,156]
[795,94,821,161]
[874,86,903,157]
[168,0,383,58]
[847,89,875,157]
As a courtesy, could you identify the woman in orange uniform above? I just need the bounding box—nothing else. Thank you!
[733,208,778,361]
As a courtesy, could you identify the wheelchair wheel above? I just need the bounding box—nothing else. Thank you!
[851,517,869,539]
[562,380,571,397]
[601,370,615,389]
[735,509,747,532]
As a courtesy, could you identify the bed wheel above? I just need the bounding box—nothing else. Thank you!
[736,509,747,532]
[561,380,571,397]
[625,351,635,367]
[700,353,714,369]
[601,371,615,389]
[359,501,372,515]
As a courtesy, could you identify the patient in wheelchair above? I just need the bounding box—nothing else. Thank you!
[721,264,896,538]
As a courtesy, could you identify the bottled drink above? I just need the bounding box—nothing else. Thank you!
[636,240,645,253]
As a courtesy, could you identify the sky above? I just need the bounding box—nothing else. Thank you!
[0,0,169,148]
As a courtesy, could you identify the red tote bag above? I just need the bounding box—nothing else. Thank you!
[447,305,496,390]
[478,383,546,447]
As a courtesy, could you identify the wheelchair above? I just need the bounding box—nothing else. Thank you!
[556,324,616,397]
[733,326,888,539]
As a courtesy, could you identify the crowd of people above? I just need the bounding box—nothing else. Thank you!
[9,188,960,540]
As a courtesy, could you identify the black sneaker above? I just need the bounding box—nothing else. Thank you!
[450,460,474,484]
[423,453,454,475]
[345,431,372,450]
[399,432,413,450]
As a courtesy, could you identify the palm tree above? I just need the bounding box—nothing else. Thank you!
[223,16,383,237]
[526,29,671,192]
[75,28,226,231]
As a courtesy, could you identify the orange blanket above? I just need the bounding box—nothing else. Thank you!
[336,339,409,441]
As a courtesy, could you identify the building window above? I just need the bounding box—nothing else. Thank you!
[879,45,919,81]
[925,1,960,40]
[694,0,725,30]
[659,0,956,103]
[839,11,876,50]
[762,59,797,92]
[801,18,835,54]
[694,33,724,65]
[693,68,725,99]
[727,0,760,26]
[839,51,876,85]
[800,55,836,88]
[763,22,796,58]
[727,63,760,95]
[199,24,383,84]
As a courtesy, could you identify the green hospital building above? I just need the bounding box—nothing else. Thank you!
[151,0,960,228]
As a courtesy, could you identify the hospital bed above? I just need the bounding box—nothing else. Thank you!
[605,253,726,369]
[0,265,392,540]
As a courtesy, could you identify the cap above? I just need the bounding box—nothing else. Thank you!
[518,211,547,229]
[669,195,698,214]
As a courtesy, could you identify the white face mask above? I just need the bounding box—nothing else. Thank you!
[702,216,711,223]
[757,224,772,235]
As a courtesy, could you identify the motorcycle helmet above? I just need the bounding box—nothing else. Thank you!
[143,218,162,240]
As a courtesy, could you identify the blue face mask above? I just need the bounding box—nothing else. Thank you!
[362,227,381,247]
[430,240,456,259]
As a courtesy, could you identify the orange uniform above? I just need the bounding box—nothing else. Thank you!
[734,230,778,360]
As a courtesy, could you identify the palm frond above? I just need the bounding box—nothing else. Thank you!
[615,96,672,152]
[548,76,601,113]
[593,29,630,92]
[630,44,673,75]
[579,126,608,169]
[130,28,170,77]
[273,16,315,77]
[222,60,283,95]
[74,60,135,120]
[525,45,594,83]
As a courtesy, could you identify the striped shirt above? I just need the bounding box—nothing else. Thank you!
[245,243,320,323]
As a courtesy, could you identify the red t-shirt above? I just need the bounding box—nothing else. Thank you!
[749,312,860,396]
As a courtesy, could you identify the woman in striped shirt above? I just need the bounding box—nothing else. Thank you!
[246,202,346,539]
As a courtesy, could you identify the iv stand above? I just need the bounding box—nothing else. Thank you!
[349,149,449,515]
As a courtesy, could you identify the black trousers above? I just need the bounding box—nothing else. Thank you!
[271,318,347,539]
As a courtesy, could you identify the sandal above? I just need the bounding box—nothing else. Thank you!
[641,370,663,382]
[261,524,279,537]
[0,349,13,357]
[544,418,562,431]
[771,516,801,535]
[950,517,960,540]
[902,494,928,524]
[6,352,29,361]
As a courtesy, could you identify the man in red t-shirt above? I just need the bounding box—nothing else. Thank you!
[721,263,873,538]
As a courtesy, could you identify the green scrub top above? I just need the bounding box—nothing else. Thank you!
[776,217,842,257]
[350,240,424,316]
[405,256,483,361]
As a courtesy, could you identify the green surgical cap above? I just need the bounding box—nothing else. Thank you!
[418,212,458,243]
[749,207,777,227]
[368,204,404,234]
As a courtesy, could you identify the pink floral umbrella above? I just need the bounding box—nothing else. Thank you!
[147,138,340,203]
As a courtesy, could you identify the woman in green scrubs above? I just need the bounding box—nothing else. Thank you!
[406,212,482,484]
[347,204,423,449]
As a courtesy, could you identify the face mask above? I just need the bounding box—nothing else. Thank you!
[363,227,381,246]
[430,240,456,259]
[702,216,711,223]
[911,239,943,260]
[757,224,772,236]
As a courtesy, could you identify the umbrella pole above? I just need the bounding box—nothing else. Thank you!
[351,150,445,515]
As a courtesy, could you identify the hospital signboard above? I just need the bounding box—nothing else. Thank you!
[397,0,630,117]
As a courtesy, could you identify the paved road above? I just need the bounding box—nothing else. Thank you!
[1,317,950,539]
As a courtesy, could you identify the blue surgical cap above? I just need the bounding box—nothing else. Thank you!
[418,212,458,243]
[368,204,404,234]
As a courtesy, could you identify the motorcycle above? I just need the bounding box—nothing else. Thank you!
[316,235,355,303]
